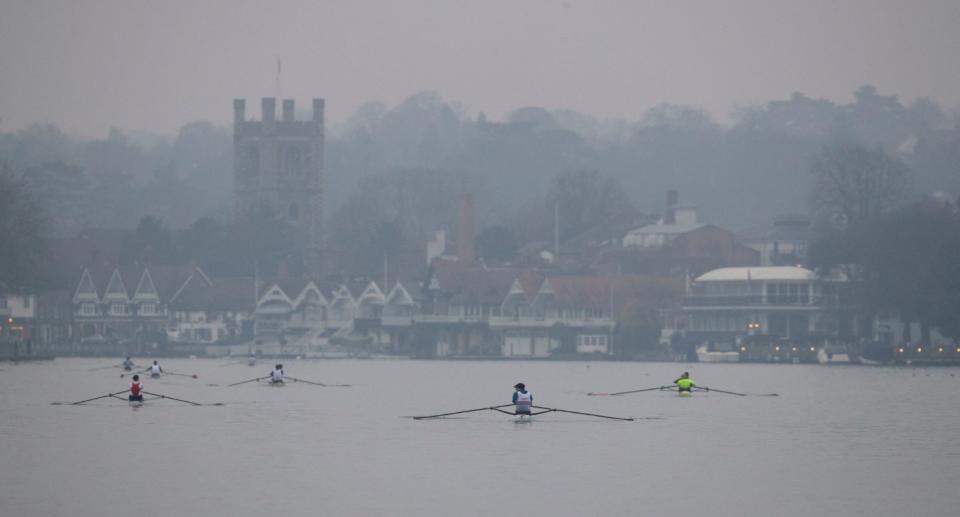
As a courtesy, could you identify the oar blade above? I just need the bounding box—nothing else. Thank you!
[412,403,515,420]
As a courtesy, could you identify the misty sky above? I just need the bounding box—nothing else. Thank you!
[2,0,959,138]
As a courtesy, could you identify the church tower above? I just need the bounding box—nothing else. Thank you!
[233,97,325,275]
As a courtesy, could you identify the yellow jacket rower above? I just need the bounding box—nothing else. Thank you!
[674,372,696,392]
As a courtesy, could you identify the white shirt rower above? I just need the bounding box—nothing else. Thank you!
[149,361,163,377]
[270,364,284,384]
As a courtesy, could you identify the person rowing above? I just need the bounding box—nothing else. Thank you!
[248,353,256,367]
[148,360,163,378]
[674,371,696,393]
[122,356,135,371]
[129,374,144,402]
[269,364,284,384]
[513,382,532,416]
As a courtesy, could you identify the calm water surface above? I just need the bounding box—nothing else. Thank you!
[1,358,958,516]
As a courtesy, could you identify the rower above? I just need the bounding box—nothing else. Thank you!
[148,360,163,378]
[674,372,696,393]
[513,382,532,415]
[269,364,284,384]
[129,374,144,402]
[122,356,135,371]
[248,353,257,367]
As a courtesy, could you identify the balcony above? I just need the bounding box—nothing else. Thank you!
[683,295,835,307]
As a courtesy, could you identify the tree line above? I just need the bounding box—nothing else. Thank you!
[1,85,958,291]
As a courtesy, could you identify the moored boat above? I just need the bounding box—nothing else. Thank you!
[696,345,740,363]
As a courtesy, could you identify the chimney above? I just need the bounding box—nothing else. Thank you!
[313,98,325,125]
[262,97,276,122]
[458,193,475,265]
[233,99,246,124]
[665,190,679,224]
[282,99,295,122]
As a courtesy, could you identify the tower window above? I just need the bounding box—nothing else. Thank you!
[242,145,259,177]
[285,148,302,176]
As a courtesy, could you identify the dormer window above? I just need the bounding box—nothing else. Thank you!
[110,303,127,316]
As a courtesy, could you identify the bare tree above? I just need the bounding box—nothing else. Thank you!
[809,143,910,230]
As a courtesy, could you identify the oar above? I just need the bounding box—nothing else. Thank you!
[165,371,199,379]
[588,386,674,396]
[695,386,778,397]
[530,405,634,421]
[228,377,265,387]
[412,403,516,420]
[142,391,219,406]
[287,376,350,387]
[52,390,129,405]
[88,364,120,371]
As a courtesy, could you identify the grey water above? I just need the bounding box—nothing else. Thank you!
[1,359,957,516]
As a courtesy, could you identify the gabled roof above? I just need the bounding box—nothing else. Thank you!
[291,281,330,307]
[356,282,386,305]
[103,269,129,300]
[74,268,99,302]
[536,276,614,311]
[450,268,528,305]
[73,265,202,304]
[169,276,257,313]
[133,269,160,301]
[535,275,685,312]
[385,282,416,306]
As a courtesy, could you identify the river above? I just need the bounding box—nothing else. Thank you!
[1,358,957,516]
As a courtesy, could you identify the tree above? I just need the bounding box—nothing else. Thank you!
[809,200,960,342]
[0,165,45,291]
[475,225,518,263]
[809,143,910,230]
[547,170,636,243]
[120,216,179,265]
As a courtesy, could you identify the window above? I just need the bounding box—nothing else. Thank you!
[141,303,156,315]
[110,303,127,315]
[197,328,213,342]
[80,303,96,316]
[242,145,259,177]
[285,148,302,176]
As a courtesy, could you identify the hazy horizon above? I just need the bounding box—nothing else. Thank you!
[2,0,959,138]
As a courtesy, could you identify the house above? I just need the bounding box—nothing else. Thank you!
[660,266,837,362]
[739,215,812,267]
[0,292,36,355]
[166,276,256,345]
[620,193,759,275]
[249,277,422,355]
[71,264,199,352]
[494,276,616,357]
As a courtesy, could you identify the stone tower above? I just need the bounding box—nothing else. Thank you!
[233,97,325,275]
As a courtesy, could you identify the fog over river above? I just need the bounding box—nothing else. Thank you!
[1,359,957,516]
